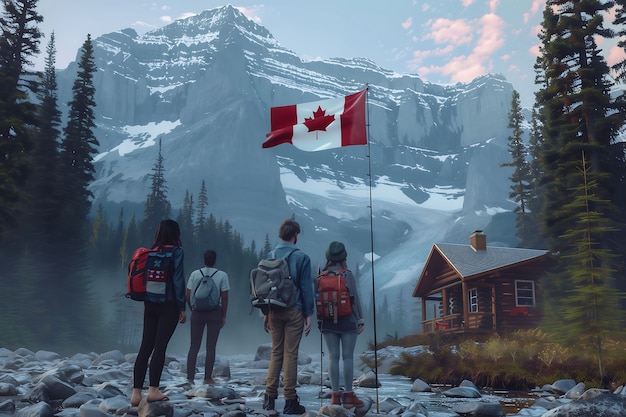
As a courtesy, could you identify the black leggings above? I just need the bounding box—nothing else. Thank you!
[133,301,179,388]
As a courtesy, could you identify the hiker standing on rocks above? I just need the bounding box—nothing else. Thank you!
[186,249,230,385]
[131,219,186,406]
[318,241,365,408]
[262,219,314,414]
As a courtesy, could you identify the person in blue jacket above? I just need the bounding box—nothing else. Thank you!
[131,219,186,406]
[262,218,314,414]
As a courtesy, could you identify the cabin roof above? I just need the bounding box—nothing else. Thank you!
[435,243,550,278]
[413,242,551,297]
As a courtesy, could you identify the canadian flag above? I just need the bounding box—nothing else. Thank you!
[263,89,367,151]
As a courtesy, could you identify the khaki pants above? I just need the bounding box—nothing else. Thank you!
[265,307,304,400]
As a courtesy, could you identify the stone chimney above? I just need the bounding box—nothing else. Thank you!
[470,230,486,251]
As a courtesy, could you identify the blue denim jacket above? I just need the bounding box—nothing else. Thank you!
[271,242,314,318]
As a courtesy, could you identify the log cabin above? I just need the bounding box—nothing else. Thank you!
[412,230,552,336]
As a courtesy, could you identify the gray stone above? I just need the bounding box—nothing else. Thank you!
[549,379,576,395]
[16,402,54,417]
[78,402,108,417]
[0,383,17,396]
[0,399,16,413]
[452,401,505,416]
[34,351,61,362]
[542,393,626,416]
[564,382,585,399]
[138,399,174,417]
[98,395,131,412]
[443,386,481,398]
[62,391,101,408]
[355,370,380,388]
[410,378,431,392]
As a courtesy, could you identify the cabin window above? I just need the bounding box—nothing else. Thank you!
[515,280,535,306]
[468,288,478,312]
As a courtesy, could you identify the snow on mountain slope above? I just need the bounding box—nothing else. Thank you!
[53,5,521,334]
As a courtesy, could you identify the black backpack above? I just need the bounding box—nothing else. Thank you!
[250,249,298,314]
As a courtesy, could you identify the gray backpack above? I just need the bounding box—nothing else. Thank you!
[250,249,298,314]
[191,269,220,311]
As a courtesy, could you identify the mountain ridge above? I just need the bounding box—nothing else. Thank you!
[54,5,521,315]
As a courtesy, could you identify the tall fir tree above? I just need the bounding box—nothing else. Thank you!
[0,0,42,234]
[44,33,102,352]
[608,0,626,304]
[559,152,621,378]
[500,90,535,247]
[195,180,208,238]
[60,34,98,228]
[534,0,626,331]
[143,137,171,239]
[524,106,547,249]
[177,190,194,248]
[18,31,62,252]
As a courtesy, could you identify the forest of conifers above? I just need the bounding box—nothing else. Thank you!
[1,0,626,356]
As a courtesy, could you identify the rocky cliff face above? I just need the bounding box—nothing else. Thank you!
[54,5,520,303]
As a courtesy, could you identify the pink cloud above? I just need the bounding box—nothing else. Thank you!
[425,18,473,45]
[462,0,475,6]
[608,45,626,67]
[411,12,505,83]
[524,0,545,24]
[402,17,413,30]
[529,44,541,58]
[473,13,505,57]
[489,0,500,13]
[235,6,263,24]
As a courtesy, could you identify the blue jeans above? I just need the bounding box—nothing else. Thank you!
[265,307,304,400]
[323,331,358,391]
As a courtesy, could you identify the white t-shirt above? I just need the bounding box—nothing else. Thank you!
[187,267,230,306]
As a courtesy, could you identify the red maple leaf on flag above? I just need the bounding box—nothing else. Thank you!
[304,106,335,132]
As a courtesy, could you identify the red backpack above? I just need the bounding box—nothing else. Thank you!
[315,269,353,323]
[126,245,176,302]
[126,247,155,301]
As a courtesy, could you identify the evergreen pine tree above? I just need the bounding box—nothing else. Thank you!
[60,34,99,229]
[177,190,194,248]
[0,0,42,234]
[195,180,208,238]
[500,90,534,247]
[534,0,626,328]
[47,33,102,352]
[143,137,171,238]
[525,107,547,248]
[21,31,62,251]
[559,152,621,378]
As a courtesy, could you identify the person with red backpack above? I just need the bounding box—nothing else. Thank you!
[130,219,186,407]
[318,241,365,408]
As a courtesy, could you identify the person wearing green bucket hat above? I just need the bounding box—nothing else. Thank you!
[318,241,365,409]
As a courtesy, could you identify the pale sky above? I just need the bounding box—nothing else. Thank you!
[31,0,626,109]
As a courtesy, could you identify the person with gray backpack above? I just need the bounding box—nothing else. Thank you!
[186,250,229,385]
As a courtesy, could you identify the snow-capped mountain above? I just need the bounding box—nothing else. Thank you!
[55,5,519,307]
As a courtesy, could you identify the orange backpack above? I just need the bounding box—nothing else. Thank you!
[315,269,352,323]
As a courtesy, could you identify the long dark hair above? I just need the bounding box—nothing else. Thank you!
[153,219,182,247]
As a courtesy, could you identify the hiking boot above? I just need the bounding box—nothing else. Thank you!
[342,391,364,409]
[262,394,276,410]
[283,397,305,414]
[331,391,342,405]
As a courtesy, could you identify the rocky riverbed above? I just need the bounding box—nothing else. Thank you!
[1,345,625,417]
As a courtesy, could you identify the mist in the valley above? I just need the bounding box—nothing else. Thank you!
[90,263,419,358]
